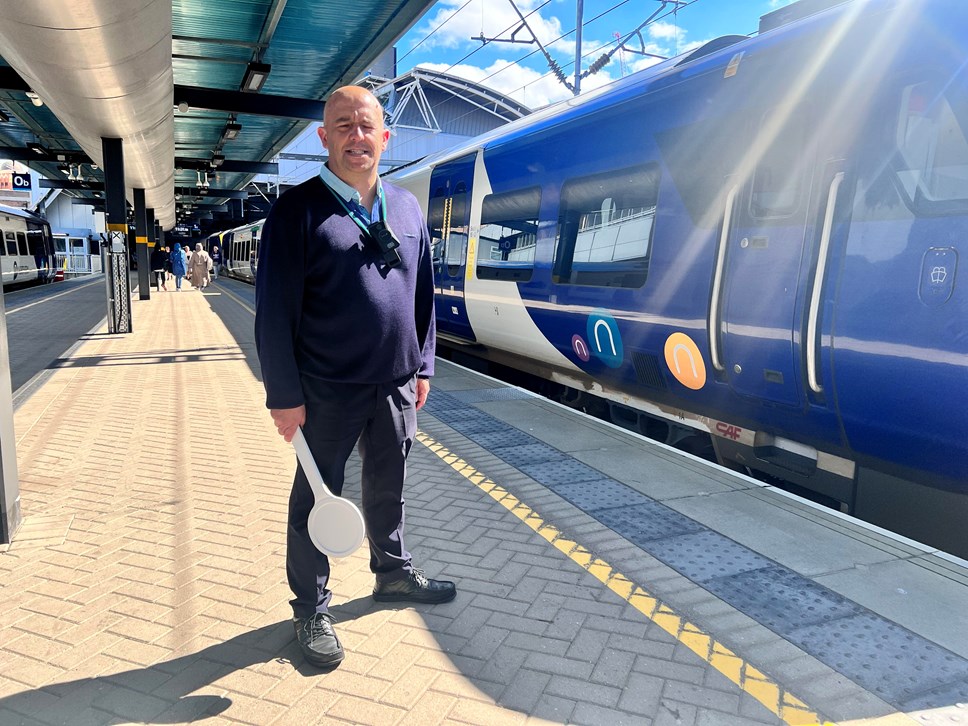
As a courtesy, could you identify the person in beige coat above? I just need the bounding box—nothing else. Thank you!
[188,243,212,290]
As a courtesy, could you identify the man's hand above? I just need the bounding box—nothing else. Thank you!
[271,405,306,443]
[416,377,430,411]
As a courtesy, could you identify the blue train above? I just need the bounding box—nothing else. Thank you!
[385,0,968,557]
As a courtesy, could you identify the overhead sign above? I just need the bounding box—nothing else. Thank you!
[0,172,31,191]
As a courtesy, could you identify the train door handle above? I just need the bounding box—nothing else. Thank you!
[806,172,845,394]
[709,185,739,372]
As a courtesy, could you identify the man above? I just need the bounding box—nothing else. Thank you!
[255,86,455,670]
[210,244,220,280]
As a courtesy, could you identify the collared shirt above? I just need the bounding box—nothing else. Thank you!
[318,162,383,224]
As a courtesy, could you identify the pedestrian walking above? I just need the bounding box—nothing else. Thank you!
[189,243,212,290]
[170,242,187,290]
[149,243,168,291]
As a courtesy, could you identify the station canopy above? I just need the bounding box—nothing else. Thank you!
[0,0,436,229]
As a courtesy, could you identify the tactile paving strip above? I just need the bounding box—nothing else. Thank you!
[421,392,466,413]
[493,442,563,467]
[423,391,968,708]
[447,417,514,435]
[899,677,968,711]
[520,459,608,487]
[471,429,539,449]
[433,407,485,424]
[788,612,968,704]
[705,565,861,632]
[639,530,776,582]
[448,388,534,403]
[553,478,650,511]
[595,501,706,542]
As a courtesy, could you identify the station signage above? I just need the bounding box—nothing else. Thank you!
[0,172,32,191]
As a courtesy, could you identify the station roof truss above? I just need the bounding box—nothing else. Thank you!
[361,69,532,135]
[0,0,436,228]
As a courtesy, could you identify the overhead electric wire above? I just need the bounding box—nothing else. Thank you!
[387,0,702,162]
[397,0,477,66]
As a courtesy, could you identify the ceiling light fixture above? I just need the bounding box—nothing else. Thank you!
[25,91,43,107]
[177,101,189,113]
[211,153,225,168]
[27,141,48,156]
[241,62,270,93]
[222,122,242,141]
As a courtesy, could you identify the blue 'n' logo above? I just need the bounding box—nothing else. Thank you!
[586,311,623,368]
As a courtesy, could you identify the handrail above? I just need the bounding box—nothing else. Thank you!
[806,172,844,394]
[708,185,738,372]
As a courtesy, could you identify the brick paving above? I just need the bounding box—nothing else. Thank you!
[0,285,858,725]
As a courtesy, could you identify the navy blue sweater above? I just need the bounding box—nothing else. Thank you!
[255,176,436,409]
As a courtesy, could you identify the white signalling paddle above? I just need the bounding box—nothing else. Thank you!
[292,427,367,558]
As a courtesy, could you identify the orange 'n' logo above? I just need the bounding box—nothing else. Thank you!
[664,332,707,390]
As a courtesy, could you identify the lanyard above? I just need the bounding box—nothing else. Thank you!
[328,185,386,237]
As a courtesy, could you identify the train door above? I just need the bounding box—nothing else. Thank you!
[3,231,17,281]
[427,153,476,342]
[713,107,815,407]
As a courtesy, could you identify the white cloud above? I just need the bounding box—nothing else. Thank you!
[409,0,564,52]
[648,21,682,41]
[628,55,666,74]
[403,2,720,110]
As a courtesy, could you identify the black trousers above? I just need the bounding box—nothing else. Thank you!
[287,374,417,618]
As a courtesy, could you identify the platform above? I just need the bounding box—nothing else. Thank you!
[0,279,966,726]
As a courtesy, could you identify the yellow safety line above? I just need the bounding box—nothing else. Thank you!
[416,430,836,726]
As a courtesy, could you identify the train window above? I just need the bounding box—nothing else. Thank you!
[554,165,657,288]
[750,108,807,218]
[895,80,968,209]
[5,232,16,256]
[427,193,446,282]
[16,232,28,256]
[0,231,6,256]
[427,183,469,278]
[477,187,540,282]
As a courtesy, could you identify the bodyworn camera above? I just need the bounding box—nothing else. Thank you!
[367,220,402,268]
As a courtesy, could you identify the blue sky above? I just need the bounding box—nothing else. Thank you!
[395,0,796,108]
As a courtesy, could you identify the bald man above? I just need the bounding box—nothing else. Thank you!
[255,86,455,669]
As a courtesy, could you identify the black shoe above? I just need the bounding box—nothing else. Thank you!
[372,569,456,604]
[293,612,344,668]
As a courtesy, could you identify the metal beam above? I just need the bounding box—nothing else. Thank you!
[175,157,278,174]
[185,203,229,213]
[174,186,248,199]
[39,179,102,190]
[172,35,261,49]
[0,146,93,164]
[175,85,324,120]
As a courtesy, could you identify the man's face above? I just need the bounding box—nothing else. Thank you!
[318,89,389,185]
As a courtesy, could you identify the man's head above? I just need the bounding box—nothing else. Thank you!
[318,86,389,188]
[195,243,203,251]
